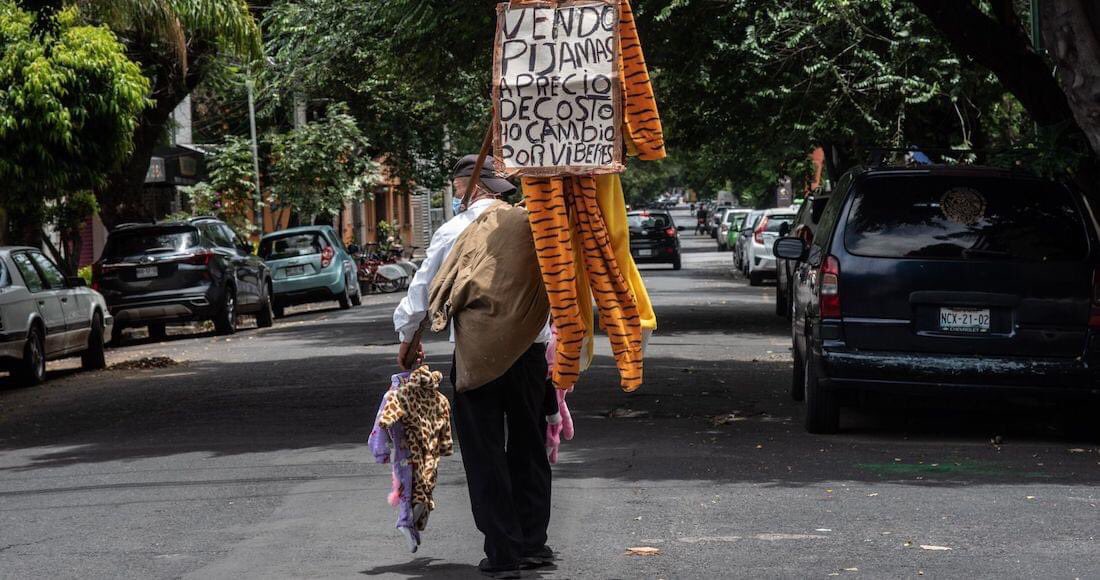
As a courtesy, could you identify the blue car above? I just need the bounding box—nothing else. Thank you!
[259,226,361,318]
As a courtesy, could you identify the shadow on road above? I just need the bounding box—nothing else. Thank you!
[1,338,1096,487]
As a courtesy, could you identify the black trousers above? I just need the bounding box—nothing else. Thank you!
[452,344,552,566]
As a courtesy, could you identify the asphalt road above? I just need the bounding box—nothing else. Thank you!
[0,209,1098,579]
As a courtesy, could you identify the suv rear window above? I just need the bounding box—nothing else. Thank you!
[104,226,199,259]
[260,233,326,260]
[844,176,1089,261]
[628,214,671,229]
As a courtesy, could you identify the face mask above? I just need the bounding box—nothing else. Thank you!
[452,197,464,215]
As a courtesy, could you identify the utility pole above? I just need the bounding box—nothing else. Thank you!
[246,77,264,236]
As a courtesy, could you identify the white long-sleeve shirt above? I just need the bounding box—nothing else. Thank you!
[393,198,550,343]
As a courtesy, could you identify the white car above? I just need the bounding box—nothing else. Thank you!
[0,248,113,385]
[744,209,797,286]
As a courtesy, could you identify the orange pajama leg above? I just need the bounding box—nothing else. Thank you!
[571,177,644,391]
[523,177,585,390]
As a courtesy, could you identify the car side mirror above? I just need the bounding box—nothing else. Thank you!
[773,237,808,261]
[677,225,685,232]
[347,244,361,255]
[66,276,87,287]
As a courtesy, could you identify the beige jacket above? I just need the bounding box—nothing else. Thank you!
[428,201,550,392]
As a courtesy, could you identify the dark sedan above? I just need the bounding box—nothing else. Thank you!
[629,210,682,270]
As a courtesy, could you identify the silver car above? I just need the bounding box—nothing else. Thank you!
[0,248,113,385]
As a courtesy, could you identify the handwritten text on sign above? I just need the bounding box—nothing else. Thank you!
[494,1,622,175]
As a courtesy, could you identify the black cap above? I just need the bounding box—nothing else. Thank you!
[450,154,516,195]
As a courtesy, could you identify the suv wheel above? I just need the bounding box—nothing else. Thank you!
[338,275,353,309]
[775,283,788,316]
[350,279,362,306]
[15,325,46,386]
[148,322,167,340]
[804,349,839,434]
[256,282,274,328]
[214,287,238,335]
[111,324,126,346]
[672,256,682,271]
[82,313,107,371]
[748,270,763,286]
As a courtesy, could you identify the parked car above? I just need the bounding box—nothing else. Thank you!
[628,210,683,270]
[734,210,765,272]
[259,226,361,317]
[94,217,273,343]
[744,208,796,286]
[718,209,750,251]
[0,248,111,385]
[776,195,830,317]
[776,165,1100,434]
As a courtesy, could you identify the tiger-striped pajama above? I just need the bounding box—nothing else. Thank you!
[523,0,665,392]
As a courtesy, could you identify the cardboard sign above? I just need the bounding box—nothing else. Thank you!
[492,0,623,176]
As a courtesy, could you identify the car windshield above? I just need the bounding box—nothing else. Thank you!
[765,215,796,232]
[104,226,198,259]
[844,176,1089,261]
[729,215,746,230]
[260,233,326,260]
[724,212,744,224]
[628,214,671,229]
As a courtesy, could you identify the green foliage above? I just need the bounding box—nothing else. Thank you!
[0,2,150,206]
[269,104,378,217]
[77,264,92,286]
[262,0,494,189]
[185,103,377,231]
[376,219,399,252]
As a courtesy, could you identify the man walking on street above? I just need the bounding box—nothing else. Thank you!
[393,155,554,579]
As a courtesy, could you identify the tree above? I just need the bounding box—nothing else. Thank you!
[263,0,494,190]
[910,0,1099,193]
[269,104,378,220]
[184,104,378,231]
[634,0,1017,198]
[181,135,257,237]
[83,0,261,228]
[0,2,149,245]
[1040,1,1100,159]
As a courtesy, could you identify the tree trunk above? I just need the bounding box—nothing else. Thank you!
[1040,1,1100,158]
[96,41,210,230]
[910,0,1077,128]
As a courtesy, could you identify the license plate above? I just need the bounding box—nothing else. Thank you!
[136,266,158,279]
[939,307,991,333]
[285,265,306,277]
[638,249,653,257]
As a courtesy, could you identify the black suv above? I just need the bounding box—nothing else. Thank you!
[775,166,1100,433]
[94,217,273,343]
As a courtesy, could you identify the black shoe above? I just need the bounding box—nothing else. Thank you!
[520,545,555,569]
[478,558,521,579]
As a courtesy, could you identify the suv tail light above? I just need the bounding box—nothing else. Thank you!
[1090,267,1100,328]
[321,246,335,269]
[180,251,214,266]
[754,217,769,244]
[665,226,677,237]
[820,255,841,319]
